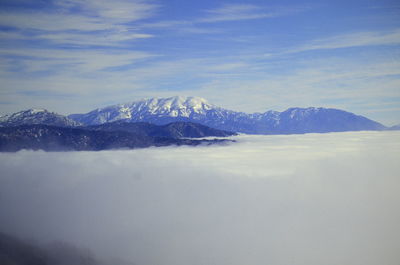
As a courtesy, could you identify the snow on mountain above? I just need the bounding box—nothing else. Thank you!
[0,109,81,127]
[69,96,220,125]
[68,96,386,134]
[0,114,8,123]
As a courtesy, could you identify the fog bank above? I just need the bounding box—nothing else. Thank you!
[1,131,400,265]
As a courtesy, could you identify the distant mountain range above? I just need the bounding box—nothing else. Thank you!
[0,106,238,151]
[1,96,388,135]
[0,96,394,151]
[67,96,385,134]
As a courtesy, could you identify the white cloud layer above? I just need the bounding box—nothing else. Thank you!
[0,131,399,265]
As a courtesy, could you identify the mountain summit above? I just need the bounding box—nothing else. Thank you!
[0,109,80,127]
[69,96,215,125]
[68,96,385,134]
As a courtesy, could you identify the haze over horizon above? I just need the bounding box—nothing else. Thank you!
[0,0,399,125]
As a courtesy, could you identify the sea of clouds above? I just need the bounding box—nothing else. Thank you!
[0,131,399,265]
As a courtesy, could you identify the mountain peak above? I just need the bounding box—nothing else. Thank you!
[0,108,80,127]
[25,108,47,113]
[4,108,50,120]
[131,96,212,111]
[129,96,214,117]
[69,96,215,125]
[8,108,48,117]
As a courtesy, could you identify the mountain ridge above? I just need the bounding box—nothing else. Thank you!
[0,109,80,127]
[86,121,236,138]
[0,124,233,152]
[68,96,386,134]
[0,96,387,135]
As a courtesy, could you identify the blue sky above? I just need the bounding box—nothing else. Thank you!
[0,0,399,125]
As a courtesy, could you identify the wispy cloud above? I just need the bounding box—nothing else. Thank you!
[0,0,159,75]
[35,31,153,46]
[0,30,153,47]
[0,48,155,73]
[55,0,158,25]
[0,0,158,47]
[291,29,400,53]
[207,62,250,72]
[199,4,277,23]
[141,3,305,31]
[0,11,109,31]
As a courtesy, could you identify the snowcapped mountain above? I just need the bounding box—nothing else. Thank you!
[68,96,385,134]
[0,96,386,135]
[69,96,218,124]
[0,109,81,127]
